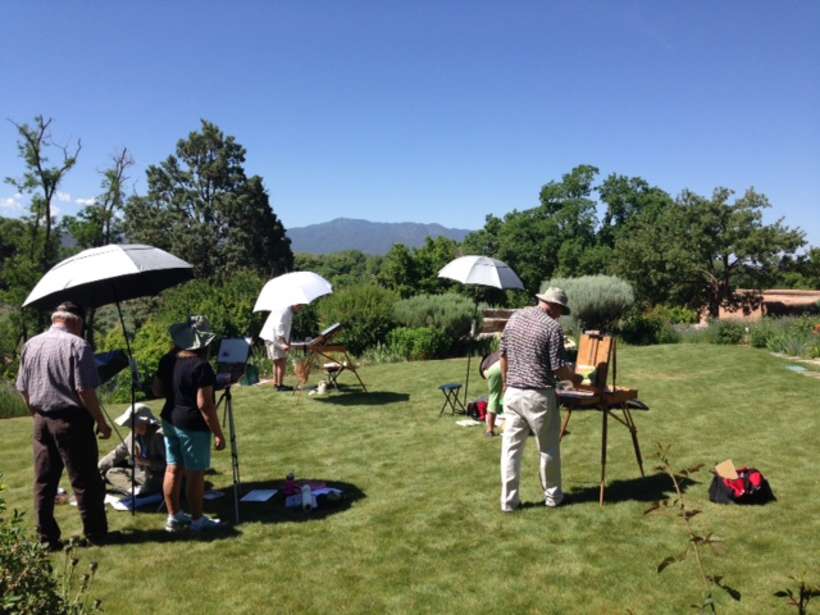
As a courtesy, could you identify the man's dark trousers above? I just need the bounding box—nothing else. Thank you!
[33,411,107,546]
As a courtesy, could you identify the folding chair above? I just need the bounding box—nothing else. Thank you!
[314,345,367,392]
[557,331,648,506]
[438,383,466,416]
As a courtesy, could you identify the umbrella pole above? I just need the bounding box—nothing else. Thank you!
[114,299,138,516]
[462,300,479,406]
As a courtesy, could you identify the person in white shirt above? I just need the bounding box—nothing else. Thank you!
[259,304,304,391]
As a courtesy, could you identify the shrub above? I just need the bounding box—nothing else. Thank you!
[621,312,680,345]
[750,319,775,348]
[159,270,266,338]
[711,320,745,345]
[0,476,101,614]
[392,293,475,356]
[359,343,405,365]
[97,320,175,402]
[748,316,819,359]
[317,284,398,356]
[541,275,634,332]
[647,304,700,325]
[387,327,448,361]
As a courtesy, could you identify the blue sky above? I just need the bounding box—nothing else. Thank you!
[2,2,818,245]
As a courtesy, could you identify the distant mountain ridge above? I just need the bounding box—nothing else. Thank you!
[286,217,473,255]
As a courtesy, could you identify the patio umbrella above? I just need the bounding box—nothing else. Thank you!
[438,255,525,404]
[253,271,333,313]
[23,244,193,311]
[437,255,524,291]
[23,244,194,512]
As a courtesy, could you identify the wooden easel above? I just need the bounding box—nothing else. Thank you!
[557,331,647,506]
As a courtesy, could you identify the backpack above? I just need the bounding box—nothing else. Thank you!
[466,400,488,422]
[708,467,775,505]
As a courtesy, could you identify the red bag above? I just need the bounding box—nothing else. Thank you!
[467,400,489,422]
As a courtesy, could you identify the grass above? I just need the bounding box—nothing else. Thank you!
[1,345,818,613]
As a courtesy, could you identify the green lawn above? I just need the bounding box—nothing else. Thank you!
[1,345,818,614]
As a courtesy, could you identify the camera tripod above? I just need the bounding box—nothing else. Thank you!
[216,385,241,523]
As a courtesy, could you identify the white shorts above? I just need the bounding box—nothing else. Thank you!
[265,341,288,361]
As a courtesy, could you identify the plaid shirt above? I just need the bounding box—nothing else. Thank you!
[500,306,566,390]
[16,326,99,413]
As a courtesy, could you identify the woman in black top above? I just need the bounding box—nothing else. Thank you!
[153,316,225,533]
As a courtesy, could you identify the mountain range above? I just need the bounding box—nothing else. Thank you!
[286,217,473,255]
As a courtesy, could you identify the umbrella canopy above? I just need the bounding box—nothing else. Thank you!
[437,255,524,290]
[253,271,333,313]
[23,244,193,311]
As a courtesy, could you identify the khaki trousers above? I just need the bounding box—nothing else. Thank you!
[500,386,563,510]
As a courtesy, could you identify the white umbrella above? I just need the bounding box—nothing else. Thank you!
[437,255,524,290]
[253,271,333,313]
[438,255,524,405]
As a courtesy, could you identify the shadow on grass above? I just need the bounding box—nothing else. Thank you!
[96,524,242,547]
[309,390,409,407]
[563,472,697,506]
[96,479,365,546]
[207,478,366,524]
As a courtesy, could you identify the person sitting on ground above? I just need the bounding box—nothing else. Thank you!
[98,403,166,497]
[153,316,226,533]
[479,350,504,437]
[259,304,304,391]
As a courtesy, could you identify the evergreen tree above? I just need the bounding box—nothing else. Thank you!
[124,120,293,279]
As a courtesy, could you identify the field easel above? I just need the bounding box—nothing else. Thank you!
[557,331,648,506]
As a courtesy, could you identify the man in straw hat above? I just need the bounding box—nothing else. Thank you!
[98,403,166,497]
[16,301,112,549]
[498,287,581,512]
[154,316,226,532]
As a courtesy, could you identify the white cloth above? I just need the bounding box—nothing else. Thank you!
[259,307,293,345]
[500,386,562,510]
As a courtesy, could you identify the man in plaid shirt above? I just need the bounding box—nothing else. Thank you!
[499,287,581,511]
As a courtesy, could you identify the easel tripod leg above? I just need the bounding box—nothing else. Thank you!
[624,408,645,477]
[599,409,608,507]
[560,409,572,440]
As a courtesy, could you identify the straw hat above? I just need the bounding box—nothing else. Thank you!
[114,403,159,427]
[169,315,215,351]
[535,287,571,314]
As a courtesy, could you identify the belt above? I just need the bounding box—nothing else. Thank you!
[37,406,85,419]
[507,384,555,391]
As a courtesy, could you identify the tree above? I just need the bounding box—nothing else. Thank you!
[377,243,419,298]
[462,165,603,296]
[294,250,378,288]
[597,173,674,247]
[5,116,80,274]
[62,148,133,250]
[124,120,293,278]
[614,187,805,315]
[776,247,820,289]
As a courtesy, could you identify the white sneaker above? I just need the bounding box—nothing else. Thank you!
[165,513,190,533]
[190,515,222,532]
[165,515,189,534]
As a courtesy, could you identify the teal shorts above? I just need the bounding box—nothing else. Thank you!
[486,361,504,414]
[162,420,212,471]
